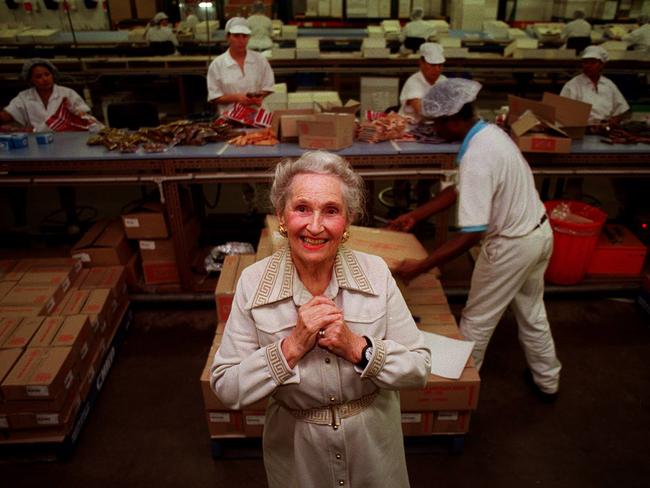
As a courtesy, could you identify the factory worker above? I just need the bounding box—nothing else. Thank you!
[561,10,592,41]
[247,1,274,51]
[389,79,561,403]
[206,17,275,115]
[0,58,93,132]
[399,42,447,123]
[622,15,650,53]
[146,12,179,47]
[560,45,630,126]
[400,7,437,52]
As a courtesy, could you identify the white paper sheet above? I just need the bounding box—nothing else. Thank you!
[421,331,475,380]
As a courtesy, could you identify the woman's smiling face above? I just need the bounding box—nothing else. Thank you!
[280,173,348,271]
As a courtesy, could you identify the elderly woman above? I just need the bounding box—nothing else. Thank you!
[211,151,430,488]
[206,16,274,115]
[0,58,93,132]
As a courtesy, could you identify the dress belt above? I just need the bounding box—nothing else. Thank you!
[281,391,378,430]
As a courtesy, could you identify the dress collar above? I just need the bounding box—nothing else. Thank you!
[249,246,376,309]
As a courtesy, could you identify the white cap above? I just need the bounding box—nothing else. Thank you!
[582,45,608,63]
[419,42,446,65]
[153,12,169,24]
[226,17,252,35]
[422,78,482,118]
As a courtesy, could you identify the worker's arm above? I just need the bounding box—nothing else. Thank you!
[394,230,484,282]
[405,98,422,116]
[387,185,457,232]
[212,93,264,107]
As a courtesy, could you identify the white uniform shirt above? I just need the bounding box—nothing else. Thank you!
[206,49,275,113]
[399,20,436,42]
[456,122,545,238]
[4,85,90,132]
[560,74,629,124]
[623,23,650,52]
[146,25,179,46]
[247,14,273,50]
[398,71,447,122]
[561,18,592,39]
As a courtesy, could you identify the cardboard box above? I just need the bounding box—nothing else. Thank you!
[6,390,81,430]
[0,260,18,282]
[121,202,169,239]
[586,225,648,276]
[29,317,65,348]
[509,109,572,154]
[1,347,76,401]
[297,113,355,151]
[138,217,200,263]
[400,366,481,411]
[360,77,399,113]
[80,288,115,337]
[214,254,256,323]
[404,288,449,306]
[271,108,314,138]
[0,317,43,349]
[80,266,128,301]
[243,411,265,437]
[265,215,429,271]
[317,99,361,115]
[18,261,82,292]
[256,228,273,261]
[0,348,23,402]
[72,219,133,266]
[541,92,591,139]
[51,315,93,367]
[206,410,245,437]
[142,261,180,285]
[0,285,60,317]
[0,281,14,301]
[401,411,471,435]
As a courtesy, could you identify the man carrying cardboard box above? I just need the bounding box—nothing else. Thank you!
[388,78,562,403]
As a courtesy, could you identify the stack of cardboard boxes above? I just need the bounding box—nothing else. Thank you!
[0,259,130,442]
[200,219,480,440]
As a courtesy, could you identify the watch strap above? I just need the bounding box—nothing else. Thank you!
[356,336,373,369]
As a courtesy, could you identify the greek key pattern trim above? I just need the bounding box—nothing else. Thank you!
[365,339,386,377]
[339,247,374,295]
[266,341,292,385]
[252,248,285,308]
[285,391,379,425]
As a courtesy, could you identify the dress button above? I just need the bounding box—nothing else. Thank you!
[338,481,345,486]
[329,395,336,402]
[325,357,331,364]
[335,453,342,460]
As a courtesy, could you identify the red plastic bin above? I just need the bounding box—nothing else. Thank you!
[544,200,607,285]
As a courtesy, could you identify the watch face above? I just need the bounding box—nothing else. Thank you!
[365,347,374,362]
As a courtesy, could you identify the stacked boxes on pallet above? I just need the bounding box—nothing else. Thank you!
[0,258,130,442]
[201,219,480,440]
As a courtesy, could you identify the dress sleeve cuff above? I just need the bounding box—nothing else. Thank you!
[360,337,386,378]
[266,340,297,385]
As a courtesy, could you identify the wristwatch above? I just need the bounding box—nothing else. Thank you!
[356,336,373,369]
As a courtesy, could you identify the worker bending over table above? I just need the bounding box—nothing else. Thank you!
[389,79,562,403]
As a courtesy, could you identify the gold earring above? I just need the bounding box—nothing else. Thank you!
[341,230,350,243]
[278,223,288,238]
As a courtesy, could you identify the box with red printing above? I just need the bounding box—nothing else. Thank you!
[586,224,648,277]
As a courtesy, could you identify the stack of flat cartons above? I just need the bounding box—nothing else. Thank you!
[201,220,480,441]
[381,20,402,40]
[360,77,400,113]
[362,37,390,58]
[0,260,130,442]
[296,37,320,59]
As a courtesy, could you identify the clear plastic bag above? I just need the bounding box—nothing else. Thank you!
[204,242,255,273]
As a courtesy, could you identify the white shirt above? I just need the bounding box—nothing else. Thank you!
[398,71,447,122]
[457,122,545,238]
[561,18,592,40]
[248,14,273,50]
[206,49,275,114]
[4,85,90,132]
[623,23,650,52]
[146,25,179,46]
[560,73,630,124]
[399,20,436,42]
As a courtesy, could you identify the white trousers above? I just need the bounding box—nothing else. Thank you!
[459,220,561,393]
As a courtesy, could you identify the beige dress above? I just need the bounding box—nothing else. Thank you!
[211,247,430,488]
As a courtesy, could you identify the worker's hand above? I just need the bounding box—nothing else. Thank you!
[393,258,426,284]
[387,213,417,232]
[317,318,367,365]
[282,296,342,367]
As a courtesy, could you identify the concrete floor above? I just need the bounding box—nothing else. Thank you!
[1,293,649,488]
